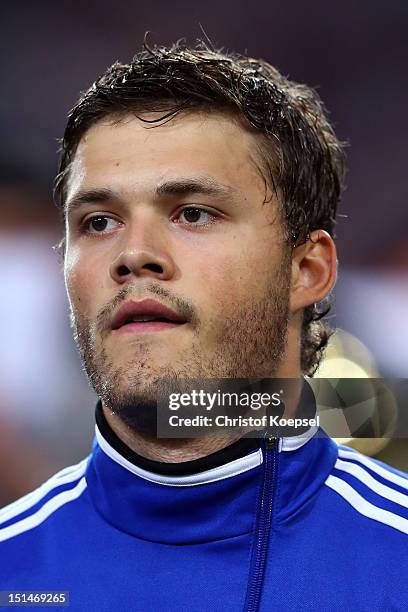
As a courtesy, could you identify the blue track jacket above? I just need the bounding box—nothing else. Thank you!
[1,402,408,611]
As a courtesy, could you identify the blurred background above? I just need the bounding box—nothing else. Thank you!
[0,0,407,505]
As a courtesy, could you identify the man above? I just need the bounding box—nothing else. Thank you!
[1,41,407,611]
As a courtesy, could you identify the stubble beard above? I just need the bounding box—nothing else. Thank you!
[70,257,291,434]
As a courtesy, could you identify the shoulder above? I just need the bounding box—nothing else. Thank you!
[324,443,408,538]
[0,457,89,545]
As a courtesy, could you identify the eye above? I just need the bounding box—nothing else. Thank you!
[176,207,217,226]
[82,215,120,234]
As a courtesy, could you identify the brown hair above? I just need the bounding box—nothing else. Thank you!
[55,40,347,376]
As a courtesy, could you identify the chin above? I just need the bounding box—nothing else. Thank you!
[100,382,159,435]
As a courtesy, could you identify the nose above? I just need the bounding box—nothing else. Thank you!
[109,220,176,284]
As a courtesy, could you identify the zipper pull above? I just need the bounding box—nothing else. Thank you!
[263,399,284,450]
[264,431,278,450]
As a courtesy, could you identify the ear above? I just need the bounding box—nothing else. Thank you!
[289,230,337,314]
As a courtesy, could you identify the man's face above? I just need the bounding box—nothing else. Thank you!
[64,112,292,424]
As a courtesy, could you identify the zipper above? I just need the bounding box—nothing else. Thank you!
[243,432,278,612]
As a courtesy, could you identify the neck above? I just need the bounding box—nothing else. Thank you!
[101,404,244,462]
[101,353,303,463]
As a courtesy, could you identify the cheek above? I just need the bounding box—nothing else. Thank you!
[186,238,274,313]
[64,252,99,315]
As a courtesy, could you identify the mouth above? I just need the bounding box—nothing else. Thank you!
[111,298,188,334]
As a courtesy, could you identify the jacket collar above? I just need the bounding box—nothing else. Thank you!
[94,418,320,487]
[85,404,338,543]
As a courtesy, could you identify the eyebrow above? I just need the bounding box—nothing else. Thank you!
[155,177,236,199]
[65,177,238,216]
[65,188,114,216]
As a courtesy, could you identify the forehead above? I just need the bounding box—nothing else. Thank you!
[66,111,268,202]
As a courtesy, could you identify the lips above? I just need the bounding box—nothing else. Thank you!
[111,298,187,331]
